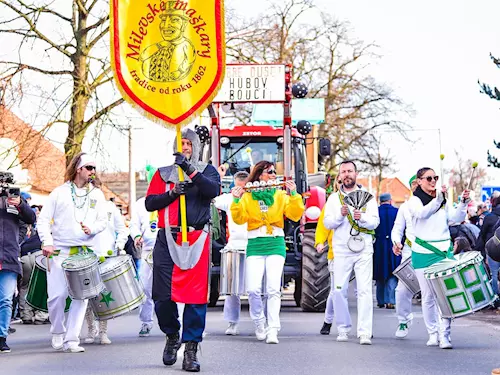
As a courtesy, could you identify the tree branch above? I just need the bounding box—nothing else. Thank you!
[83,98,124,128]
[0,61,72,75]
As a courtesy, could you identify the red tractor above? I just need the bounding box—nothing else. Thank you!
[198,64,332,311]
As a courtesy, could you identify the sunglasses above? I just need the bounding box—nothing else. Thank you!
[84,165,96,171]
[421,176,439,182]
[264,169,276,175]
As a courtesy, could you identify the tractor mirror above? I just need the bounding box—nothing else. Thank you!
[319,138,331,156]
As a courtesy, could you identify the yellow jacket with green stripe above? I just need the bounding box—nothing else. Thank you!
[231,190,304,236]
[314,207,334,260]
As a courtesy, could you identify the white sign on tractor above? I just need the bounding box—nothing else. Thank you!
[213,64,286,103]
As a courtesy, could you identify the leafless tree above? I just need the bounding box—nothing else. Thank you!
[0,0,124,166]
[447,150,487,201]
[226,0,412,173]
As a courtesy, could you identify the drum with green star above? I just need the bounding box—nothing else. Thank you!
[424,251,496,318]
[89,255,145,320]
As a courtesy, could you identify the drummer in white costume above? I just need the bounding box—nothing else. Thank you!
[391,175,418,338]
[214,169,249,336]
[38,153,107,353]
[323,161,379,345]
[130,195,159,337]
[84,199,128,345]
[408,167,469,349]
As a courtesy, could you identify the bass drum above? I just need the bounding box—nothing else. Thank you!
[26,255,71,312]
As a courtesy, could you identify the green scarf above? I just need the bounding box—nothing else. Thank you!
[251,188,276,206]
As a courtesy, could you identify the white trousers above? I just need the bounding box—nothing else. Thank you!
[324,260,335,324]
[396,246,414,324]
[47,255,88,347]
[223,296,241,324]
[246,255,284,330]
[334,251,373,337]
[139,253,154,326]
[415,268,451,338]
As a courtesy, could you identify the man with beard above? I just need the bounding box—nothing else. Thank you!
[141,3,196,82]
[145,128,220,372]
[323,161,379,345]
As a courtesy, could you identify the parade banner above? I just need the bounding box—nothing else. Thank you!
[111,0,226,126]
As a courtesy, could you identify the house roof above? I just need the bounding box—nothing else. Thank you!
[357,177,411,203]
[0,106,128,208]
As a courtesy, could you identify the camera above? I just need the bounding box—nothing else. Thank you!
[0,171,20,215]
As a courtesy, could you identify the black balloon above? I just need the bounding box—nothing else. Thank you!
[195,125,210,142]
[292,82,308,98]
[297,120,312,135]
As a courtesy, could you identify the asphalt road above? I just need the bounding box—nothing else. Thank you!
[3,294,500,375]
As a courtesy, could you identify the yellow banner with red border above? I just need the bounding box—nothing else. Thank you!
[110,0,225,126]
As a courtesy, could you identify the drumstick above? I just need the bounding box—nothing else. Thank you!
[46,255,51,273]
[466,161,478,191]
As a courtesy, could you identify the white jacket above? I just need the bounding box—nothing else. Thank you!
[38,182,108,254]
[129,197,158,251]
[323,188,380,256]
[93,200,129,256]
[214,193,247,250]
[391,201,414,245]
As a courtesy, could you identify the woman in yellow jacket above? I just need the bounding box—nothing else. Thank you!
[231,161,304,344]
[315,207,334,335]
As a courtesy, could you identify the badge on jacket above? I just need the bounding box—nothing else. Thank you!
[90,199,97,209]
[259,201,268,213]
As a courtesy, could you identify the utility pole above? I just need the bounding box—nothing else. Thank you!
[128,126,136,217]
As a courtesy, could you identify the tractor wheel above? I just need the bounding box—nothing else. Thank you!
[300,228,330,312]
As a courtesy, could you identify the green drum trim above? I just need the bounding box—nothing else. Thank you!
[444,277,458,291]
[446,292,471,314]
[94,293,146,317]
[471,288,487,304]
[424,253,483,280]
[459,265,481,288]
[479,263,487,277]
[101,265,133,283]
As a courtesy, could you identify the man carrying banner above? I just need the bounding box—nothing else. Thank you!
[145,129,220,372]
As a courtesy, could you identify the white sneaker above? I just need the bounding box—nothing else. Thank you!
[255,324,267,341]
[63,344,85,353]
[99,333,112,345]
[439,336,453,349]
[359,335,372,345]
[51,334,64,351]
[336,332,349,342]
[426,333,439,347]
[266,328,279,344]
[395,322,410,339]
[225,323,239,336]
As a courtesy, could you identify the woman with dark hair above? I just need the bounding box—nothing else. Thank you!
[231,160,304,344]
[453,237,473,255]
[408,167,470,349]
[476,196,500,303]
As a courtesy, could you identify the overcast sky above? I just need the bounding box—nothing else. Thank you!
[2,0,500,188]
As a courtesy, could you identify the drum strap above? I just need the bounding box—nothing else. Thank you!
[405,238,412,248]
[49,246,93,258]
[338,193,375,236]
[414,237,454,260]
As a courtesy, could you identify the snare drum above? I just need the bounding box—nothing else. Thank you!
[393,257,420,296]
[424,251,495,318]
[89,255,146,320]
[220,248,246,296]
[26,255,71,312]
[62,253,104,300]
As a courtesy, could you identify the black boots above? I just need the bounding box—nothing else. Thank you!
[162,333,181,366]
[320,322,332,335]
[182,341,200,372]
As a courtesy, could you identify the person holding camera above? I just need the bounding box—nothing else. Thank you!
[0,177,36,353]
[37,153,107,353]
